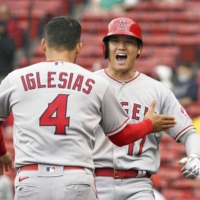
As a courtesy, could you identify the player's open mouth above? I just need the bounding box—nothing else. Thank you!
[116,54,127,64]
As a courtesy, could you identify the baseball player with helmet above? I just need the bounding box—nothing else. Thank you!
[0,16,176,200]
[93,17,200,200]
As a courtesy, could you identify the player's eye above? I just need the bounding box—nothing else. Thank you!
[112,39,118,42]
[126,40,134,44]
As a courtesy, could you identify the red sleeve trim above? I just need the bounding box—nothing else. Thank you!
[108,119,152,147]
[105,117,130,135]
[174,125,195,140]
[0,122,7,156]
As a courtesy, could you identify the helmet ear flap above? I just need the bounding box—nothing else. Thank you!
[102,42,109,59]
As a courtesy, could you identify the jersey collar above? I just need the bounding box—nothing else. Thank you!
[104,69,140,84]
[46,60,65,62]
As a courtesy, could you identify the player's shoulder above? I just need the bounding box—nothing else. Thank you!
[71,64,110,88]
[76,67,111,95]
[93,69,108,80]
[93,69,104,75]
[92,70,110,85]
[5,62,51,84]
[10,62,44,73]
[139,72,171,89]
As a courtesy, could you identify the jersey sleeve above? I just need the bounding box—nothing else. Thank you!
[162,91,194,141]
[100,84,131,136]
[0,76,12,122]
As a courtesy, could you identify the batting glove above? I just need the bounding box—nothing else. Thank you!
[178,154,200,179]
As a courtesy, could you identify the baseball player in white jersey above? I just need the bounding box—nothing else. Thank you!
[93,17,200,200]
[0,16,176,200]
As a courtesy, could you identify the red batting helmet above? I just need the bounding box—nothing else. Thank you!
[102,17,143,59]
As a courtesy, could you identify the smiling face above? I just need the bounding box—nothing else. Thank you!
[106,34,142,80]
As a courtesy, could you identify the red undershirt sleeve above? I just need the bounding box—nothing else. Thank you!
[108,119,153,147]
[0,121,7,156]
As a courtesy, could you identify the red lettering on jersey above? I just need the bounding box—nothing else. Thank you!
[132,103,141,120]
[48,72,56,88]
[119,102,147,156]
[21,76,28,91]
[127,143,134,155]
[137,136,146,156]
[144,107,148,116]
[26,73,36,90]
[40,94,70,134]
[127,136,146,156]
[72,75,83,91]
[36,72,46,88]
[58,72,68,88]
[67,73,73,89]
[120,102,129,114]
[83,79,95,94]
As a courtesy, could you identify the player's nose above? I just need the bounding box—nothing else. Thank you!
[118,41,126,49]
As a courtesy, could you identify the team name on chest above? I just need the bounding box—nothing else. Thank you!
[121,101,149,121]
[21,72,95,94]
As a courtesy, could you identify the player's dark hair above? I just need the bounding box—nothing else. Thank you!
[45,16,81,51]
[137,38,143,49]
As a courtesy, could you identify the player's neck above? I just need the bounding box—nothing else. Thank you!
[106,68,136,81]
[45,50,77,63]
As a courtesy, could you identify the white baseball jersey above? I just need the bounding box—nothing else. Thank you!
[93,69,195,174]
[0,61,130,169]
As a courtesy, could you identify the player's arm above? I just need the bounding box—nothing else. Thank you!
[178,129,200,179]
[108,119,152,146]
[0,122,6,156]
[158,90,200,179]
[0,121,12,175]
[108,100,176,147]
[0,76,13,174]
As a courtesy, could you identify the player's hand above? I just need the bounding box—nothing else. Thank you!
[144,100,176,133]
[178,154,200,179]
[0,152,13,175]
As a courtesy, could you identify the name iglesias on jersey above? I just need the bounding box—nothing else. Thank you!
[20,72,95,94]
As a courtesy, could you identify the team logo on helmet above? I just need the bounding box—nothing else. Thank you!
[118,19,126,31]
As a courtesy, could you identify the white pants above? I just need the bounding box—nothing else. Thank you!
[153,189,166,200]
[15,168,97,200]
[96,176,155,200]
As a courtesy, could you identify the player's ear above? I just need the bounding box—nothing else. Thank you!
[136,42,143,58]
[76,42,82,55]
[136,47,142,58]
[41,38,47,53]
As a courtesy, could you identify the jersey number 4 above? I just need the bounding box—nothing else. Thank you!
[40,94,70,135]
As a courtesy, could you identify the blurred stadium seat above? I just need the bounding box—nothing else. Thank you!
[127,1,185,12]
[162,188,193,199]
[185,102,200,119]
